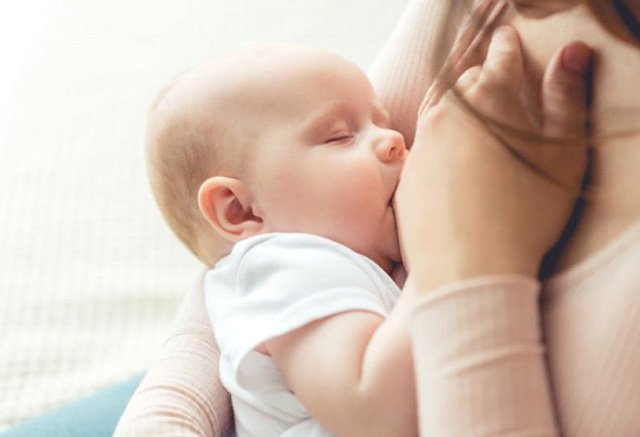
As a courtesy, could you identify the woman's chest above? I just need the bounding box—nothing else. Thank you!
[541,257,640,435]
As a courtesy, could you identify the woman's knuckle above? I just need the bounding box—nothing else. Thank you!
[468,79,493,102]
[424,103,448,125]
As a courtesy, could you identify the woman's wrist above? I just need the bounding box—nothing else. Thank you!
[409,253,539,294]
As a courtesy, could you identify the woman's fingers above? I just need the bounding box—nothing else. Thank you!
[455,65,482,93]
[479,25,525,93]
[446,0,509,80]
[541,41,593,139]
[432,26,591,145]
[458,25,531,131]
[454,25,521,96]
[419,0,508,114]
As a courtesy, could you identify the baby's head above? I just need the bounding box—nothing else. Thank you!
[147,45,407,272]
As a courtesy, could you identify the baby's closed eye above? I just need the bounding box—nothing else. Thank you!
[325,133,353,144]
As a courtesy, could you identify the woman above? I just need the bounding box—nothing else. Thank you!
[402,0,640,435]
[115,0,640,435]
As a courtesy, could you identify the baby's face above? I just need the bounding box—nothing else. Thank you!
[238,48,407,272]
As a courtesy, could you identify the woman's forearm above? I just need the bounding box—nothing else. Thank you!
[410,275,559,436]
[114,278,232,437]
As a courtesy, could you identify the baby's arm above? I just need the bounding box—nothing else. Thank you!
[264,280,419,436]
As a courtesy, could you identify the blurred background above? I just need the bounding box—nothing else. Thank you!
[0,0,409,429]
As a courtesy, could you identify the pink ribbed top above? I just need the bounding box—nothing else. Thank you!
[410,220,640,436]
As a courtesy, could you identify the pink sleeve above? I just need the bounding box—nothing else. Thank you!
[367,0,469,146]
[114,277,233,436]
[410,275,559,436]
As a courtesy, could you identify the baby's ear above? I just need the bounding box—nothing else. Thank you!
[198,177,266,242]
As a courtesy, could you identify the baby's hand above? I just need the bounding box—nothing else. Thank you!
[395,25,593,290]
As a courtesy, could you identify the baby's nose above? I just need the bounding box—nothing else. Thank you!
[376,131,406,162]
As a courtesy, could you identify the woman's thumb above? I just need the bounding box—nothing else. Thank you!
[542,41,593,139]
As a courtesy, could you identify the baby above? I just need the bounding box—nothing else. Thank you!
[146,45,416,436]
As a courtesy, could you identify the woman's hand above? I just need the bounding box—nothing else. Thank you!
[395,25,593,291]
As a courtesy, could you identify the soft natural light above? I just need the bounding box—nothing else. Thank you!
[0,1,47,127]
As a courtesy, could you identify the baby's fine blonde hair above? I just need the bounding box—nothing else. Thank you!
[145,69,250,267]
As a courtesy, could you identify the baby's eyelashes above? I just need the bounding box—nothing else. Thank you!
[325,133,353,144]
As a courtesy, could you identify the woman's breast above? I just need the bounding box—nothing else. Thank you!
[541,234,640,435]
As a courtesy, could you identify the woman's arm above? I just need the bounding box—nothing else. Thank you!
[398,30,593,288]
[114,274,232,437]
[367,0,469,146]
[395,18,593,436]
[410,275,558,436]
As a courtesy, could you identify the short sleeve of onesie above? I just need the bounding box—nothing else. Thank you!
[205,233,400,391]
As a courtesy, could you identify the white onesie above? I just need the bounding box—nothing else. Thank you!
[205,233,401,437]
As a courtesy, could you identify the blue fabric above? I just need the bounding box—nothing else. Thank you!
[2,373,144,437]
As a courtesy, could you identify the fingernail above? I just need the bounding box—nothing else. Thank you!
[561,43,592,74]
